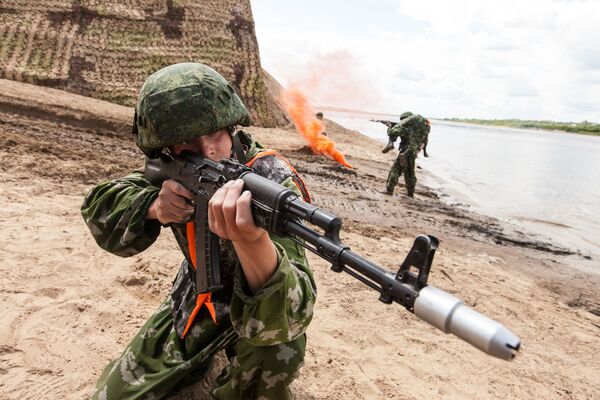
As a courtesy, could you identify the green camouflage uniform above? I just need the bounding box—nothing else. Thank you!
[82,131,316,400]
[385,114,430,196]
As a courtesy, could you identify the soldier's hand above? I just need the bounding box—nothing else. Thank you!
[209,179,277,293]
[382,143,394,153]
[208,179,267,244]
[147,179,195,225]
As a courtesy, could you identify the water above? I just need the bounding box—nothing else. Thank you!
[326,112,600,261]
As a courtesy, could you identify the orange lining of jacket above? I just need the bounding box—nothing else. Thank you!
[181,150,311,338]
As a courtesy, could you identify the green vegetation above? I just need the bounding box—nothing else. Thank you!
[445,118,600,136]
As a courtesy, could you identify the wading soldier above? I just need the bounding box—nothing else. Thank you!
[82,63,316,399]
[382,111,430,197]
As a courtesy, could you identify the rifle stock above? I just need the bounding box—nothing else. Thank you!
[144,152,521,360]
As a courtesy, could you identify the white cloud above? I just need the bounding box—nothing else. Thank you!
[251,0,600,122]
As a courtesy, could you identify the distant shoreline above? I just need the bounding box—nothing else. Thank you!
[443,118,600,136]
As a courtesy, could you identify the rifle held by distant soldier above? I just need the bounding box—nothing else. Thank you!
[370,119,398,128]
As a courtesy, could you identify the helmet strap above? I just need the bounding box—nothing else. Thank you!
[132,111,139,136]
[231,128,247,164]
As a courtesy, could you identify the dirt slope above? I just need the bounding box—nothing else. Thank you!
[1,80,599,399]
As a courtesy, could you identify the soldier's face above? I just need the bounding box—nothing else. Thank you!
[171,129,232,161]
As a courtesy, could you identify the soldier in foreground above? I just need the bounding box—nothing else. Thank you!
[81,63,316,399]
[382,111,430,197]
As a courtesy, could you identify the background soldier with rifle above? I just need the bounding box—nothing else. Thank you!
[375,111,431,197]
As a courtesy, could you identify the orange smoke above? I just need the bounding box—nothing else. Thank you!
[280,88,352,169]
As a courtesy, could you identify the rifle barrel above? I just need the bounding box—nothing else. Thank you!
[284,218,521,360]
[414,286,520,360]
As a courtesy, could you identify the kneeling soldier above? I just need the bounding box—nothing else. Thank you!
[82,63,316,400]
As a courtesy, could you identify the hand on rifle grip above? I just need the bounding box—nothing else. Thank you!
[208,179,267,244]
[147,179,195,225]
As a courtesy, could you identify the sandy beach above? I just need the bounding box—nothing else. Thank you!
[1,79,599,399]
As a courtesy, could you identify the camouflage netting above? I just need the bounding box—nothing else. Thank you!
[0,0,288,127]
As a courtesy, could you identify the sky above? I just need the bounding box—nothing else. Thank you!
[250,0,600,122]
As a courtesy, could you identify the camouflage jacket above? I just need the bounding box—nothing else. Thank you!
[387,114,430,153]
[81,131,316,345]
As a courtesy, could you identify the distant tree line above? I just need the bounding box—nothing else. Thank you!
[444,118,600,136]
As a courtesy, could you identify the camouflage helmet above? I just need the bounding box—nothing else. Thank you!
[133,62,252,156]
[400,111,413,120]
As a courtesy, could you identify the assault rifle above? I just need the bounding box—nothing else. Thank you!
[144,151,520,360]
[370,119,398,128]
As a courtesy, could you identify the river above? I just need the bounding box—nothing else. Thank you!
[326,112,600,264]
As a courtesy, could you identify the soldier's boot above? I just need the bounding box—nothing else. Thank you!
[406,190,414,198]
[382,138,395,153]
[379,188,394,195]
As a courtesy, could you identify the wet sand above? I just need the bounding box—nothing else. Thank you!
[1,79,599,399]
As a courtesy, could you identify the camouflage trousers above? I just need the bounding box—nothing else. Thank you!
[386,151,416,196]
[91,298,306,400]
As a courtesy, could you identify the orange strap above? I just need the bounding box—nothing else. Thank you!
[182,221,217,338]
[181,151,308,337]
[245,149,277,167]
